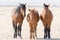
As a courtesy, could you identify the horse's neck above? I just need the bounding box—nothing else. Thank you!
[15,6,20,13]
[44,8,49,16]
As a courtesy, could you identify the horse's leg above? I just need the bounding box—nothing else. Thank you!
[18,23,22,38]
[47,27,50,39]
[34,24,37,38]
[29,24,33,39]
[12,21,17,38]
[47,23,51,39]
[32,25,35,39]
[32,25,37,40]
[44,24,48,39]
[14,26,17,38]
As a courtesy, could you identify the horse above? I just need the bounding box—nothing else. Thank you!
[40,3,53,39]
[12,3,26,38]
[27,9,39,39]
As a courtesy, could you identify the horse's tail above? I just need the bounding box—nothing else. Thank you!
[45,23,50,32]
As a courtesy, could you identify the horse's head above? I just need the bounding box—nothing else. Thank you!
[19,3,26,17]
[28,9,37,14]
[44,3,49,9]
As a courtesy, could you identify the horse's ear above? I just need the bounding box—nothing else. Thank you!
[44,3,45,6]
[28,9,31,11]
[25,3,26,5]
[48,4,50,7]
[19,3,21,5]
[33,8,35,11]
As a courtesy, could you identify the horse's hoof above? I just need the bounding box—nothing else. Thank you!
[14,36,17,38]
[36,37,38,39]
[44,37,46,39]
[44,36,47,39]
[30,39,35,40]
[14,35,17,38]
[48,37,50,39]
[20,37,22,39]
[44,35,47,39]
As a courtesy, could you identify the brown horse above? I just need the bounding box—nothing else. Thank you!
[12,3,26,38]
[40,3,53,39]
[27,9,39,39]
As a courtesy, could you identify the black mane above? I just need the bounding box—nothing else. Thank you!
[15,6,21,13]
[15,4,26,13]
[44,3,49,8]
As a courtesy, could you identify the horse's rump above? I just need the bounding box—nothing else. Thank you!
[40,9,53,23]
[27,13,39,24]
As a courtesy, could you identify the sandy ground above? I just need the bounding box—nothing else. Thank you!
[0,6,60,40]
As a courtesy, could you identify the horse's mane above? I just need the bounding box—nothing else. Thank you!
[15,6,21,13]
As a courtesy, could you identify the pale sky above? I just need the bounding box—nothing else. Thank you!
[0,0,60,6]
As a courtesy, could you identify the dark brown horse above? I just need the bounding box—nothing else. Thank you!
[27,9,39,39]
[12,3,26,38]
[40,3,53,39]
